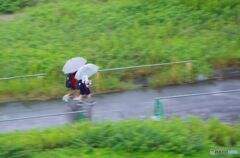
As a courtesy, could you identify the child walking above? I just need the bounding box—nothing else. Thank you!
[74,75,93,103]
[62,72,77,102]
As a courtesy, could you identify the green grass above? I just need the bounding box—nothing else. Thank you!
[0,0,239,101]
[0,117,239,158]
[31,147,210,158]
[0,0,55,14]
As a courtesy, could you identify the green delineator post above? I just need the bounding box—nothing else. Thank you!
[79,112,87,120]
[153,99,164,120]
[76,104,87,121]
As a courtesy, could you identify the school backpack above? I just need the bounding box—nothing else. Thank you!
[66,73,73,88]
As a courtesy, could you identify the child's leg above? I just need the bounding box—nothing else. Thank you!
[73,94,83,101]
[73,90,78,97]
[74,86,84,101]
[79,95,83,101]
[87,94,92,102]
[68,90,77,97]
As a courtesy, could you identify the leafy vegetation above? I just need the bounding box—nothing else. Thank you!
[31,148,210,158]
[0,118,239,158]
[0,0,30,14]
[0,0,239,101]
[0,0,55,14]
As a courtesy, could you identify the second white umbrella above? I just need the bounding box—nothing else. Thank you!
[75,64,99,80]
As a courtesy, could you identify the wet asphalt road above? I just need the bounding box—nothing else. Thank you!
[0,79,239,133]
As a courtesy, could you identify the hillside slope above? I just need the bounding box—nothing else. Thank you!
[0,0,239,100]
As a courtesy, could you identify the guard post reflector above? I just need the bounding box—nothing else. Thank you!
[152,99,164,120]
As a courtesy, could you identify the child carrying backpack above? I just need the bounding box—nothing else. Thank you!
[63,72,77,102]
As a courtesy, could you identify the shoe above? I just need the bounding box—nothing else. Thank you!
[62,94,70,102]
[73,96,81,101]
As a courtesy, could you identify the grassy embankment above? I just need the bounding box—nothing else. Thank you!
[0,117,239,158]
[0,0,239,101]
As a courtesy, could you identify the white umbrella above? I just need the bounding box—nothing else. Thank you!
[75,64,99,80]
[62,57,87,74]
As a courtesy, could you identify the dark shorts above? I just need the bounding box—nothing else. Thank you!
[80,85,91,95]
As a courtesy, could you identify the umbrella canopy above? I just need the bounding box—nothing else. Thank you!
[62,57,87,74]
[75,64,99,80]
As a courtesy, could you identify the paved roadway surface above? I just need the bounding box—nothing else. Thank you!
[0,79,239,133]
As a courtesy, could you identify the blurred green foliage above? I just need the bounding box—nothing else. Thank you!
[0,0,239,100]
[0,0,56,14]
[0,0,31,14]
[0,117,239,157]
[31,148,210,158]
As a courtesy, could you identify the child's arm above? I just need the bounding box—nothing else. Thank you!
[87,80,92,87]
